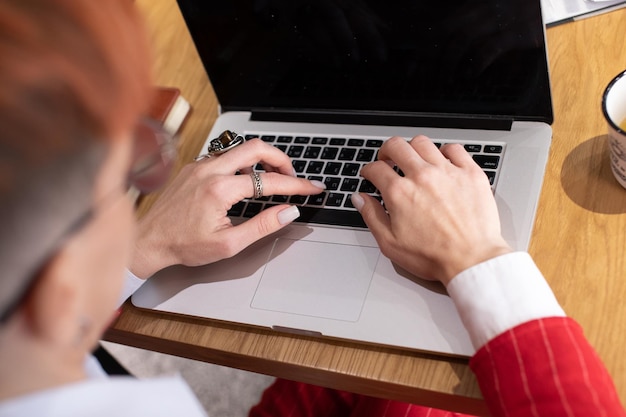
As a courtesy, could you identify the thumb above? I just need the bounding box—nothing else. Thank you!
[222,205,301,252]
[351,193,392,239]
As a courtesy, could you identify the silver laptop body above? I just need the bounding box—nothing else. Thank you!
[132,0,553,357]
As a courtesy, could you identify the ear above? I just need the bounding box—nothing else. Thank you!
[20,248,85,347]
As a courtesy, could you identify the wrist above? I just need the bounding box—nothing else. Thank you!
[446,251,565,349]
[130,218,175,279]
[441,242,513,287]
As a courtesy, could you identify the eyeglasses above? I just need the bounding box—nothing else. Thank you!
[0,119,177,323]
[128,118,177,193]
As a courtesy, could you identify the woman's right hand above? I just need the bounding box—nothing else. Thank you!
[353,135,512,286]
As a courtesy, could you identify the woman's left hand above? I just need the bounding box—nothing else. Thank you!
[130,139,325,278]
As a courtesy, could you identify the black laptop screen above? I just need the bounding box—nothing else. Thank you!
[177,0,553,126]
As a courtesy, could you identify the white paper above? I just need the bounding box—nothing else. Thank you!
[541,0,626,25]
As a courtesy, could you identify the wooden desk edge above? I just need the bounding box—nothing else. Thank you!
[105,301,488,416]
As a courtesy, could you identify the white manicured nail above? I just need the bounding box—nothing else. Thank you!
[278,205,300,225]
[310,180,326,189]
[351,193,365,211]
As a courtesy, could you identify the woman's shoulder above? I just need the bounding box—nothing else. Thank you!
[0,375,207,417]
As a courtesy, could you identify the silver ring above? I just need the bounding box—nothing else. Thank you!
[250,171,263,199]
[194,130,245,161]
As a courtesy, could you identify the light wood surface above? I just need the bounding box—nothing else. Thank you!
[105,1,626,414]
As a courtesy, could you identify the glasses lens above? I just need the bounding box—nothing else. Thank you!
[129,119,177,193]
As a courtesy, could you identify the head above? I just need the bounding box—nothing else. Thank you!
[0,0,153,391]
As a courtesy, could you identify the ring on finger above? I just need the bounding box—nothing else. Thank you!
[250,171,263,199]
[194,130,245,161]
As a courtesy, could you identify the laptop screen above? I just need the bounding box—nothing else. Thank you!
[177,0,553,127]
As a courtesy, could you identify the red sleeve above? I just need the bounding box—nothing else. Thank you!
[470,317,625,417]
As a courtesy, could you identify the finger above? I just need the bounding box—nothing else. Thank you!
[376,136,419,168]
[212,139,295,176]
[235,171,326,200]
[260,172,326,197]
[258,161,293,175]
[215,204,302,256]
[408,135,448,166]
[377,136,445,177]
[239,165,253,175]
[439,143,477,169]
[360,159,399,197]
[351,193,393,243]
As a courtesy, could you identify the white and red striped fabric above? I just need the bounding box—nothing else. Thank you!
[249,317,625,417]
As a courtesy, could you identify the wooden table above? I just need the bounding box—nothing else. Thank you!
[105,1,626,414]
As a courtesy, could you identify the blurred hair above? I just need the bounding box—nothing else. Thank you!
[0,0,152,160]
[0,0,153,320]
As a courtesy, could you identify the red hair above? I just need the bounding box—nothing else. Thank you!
[0,0,154,318]
[0,0,152,147]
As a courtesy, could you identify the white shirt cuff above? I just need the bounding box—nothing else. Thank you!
[446,251,565,350]
[116,269,146,308]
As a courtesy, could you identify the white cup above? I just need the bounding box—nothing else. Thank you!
[603,70,626,188]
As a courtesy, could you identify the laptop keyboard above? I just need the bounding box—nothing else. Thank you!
[228,134,505,228]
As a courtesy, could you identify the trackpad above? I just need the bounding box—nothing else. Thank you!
[251,238,380,322]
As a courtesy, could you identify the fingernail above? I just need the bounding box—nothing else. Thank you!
[351,193,365,211]
[310,180,326,189]
[278,205,300,225]
[291,168,297,177]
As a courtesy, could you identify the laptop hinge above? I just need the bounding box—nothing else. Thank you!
[249,110,514,131]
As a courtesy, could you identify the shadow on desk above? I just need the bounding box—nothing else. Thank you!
[561,135,626,214]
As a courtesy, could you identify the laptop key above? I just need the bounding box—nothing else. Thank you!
[366,139,383,148]
[307,192,327,205]
[359,179,377,193]
[484,145,503,153]
[295,136,310,143]
[485,170,496,185]
[338,148,356,160]
[243,202,263,217]
[292,160,306,173]
[228,201,246,217]
[306,161,324,174]
[340,178,360,192]
[289,195,307,204]
[296,206,367,228]
[326,192,345,207]
[356,148,375,162]
[312,137,328,145]
[321,147,339,160]
[473,155,500,169]
[303,146,321,158]
[323,162,342,176]
[341,163,360,176]
[324,176,341,190]
[287,145,304,158]
[464,144,482,153]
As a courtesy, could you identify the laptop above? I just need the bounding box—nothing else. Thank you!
[132,0,553,357]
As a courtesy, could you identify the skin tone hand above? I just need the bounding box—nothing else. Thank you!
[352,135,512,286]
[130,139,325,278]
